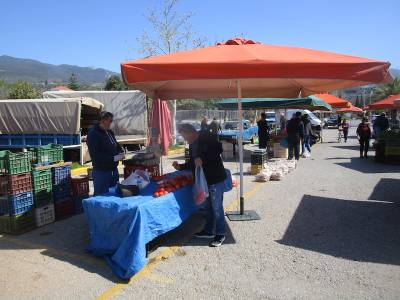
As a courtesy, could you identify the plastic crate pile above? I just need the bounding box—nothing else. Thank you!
[250,149,267,175]
[0,144,90,234]
[0,150,35,234]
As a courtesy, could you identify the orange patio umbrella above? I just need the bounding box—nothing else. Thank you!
[366,94,400,110]
[121,37,391,221]
[311,93,351,109]
[337,104,363,113]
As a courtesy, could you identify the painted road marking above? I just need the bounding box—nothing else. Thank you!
[96,183,263,300]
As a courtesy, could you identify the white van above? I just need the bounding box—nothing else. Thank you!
[285,109,322,126]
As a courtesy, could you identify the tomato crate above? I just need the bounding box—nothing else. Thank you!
[29,144,63,164]
[123,164,160,179]
[0,173,32,196]
[0,210,35,234]
[33,190,53,208]
[0,150,31,175]
[0,192,34,216]
[73,195,88,214]
[55,198,74,220]
[53,184,72,202]
[32,169,52,192]
[71,176,89,197]
[52,165,71,186]
[34,204,55,227]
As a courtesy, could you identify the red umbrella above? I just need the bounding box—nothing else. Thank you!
[337,104,363,113]
[311,93,351,108]
[121,37,391,220]
[366,94,400,110]
[150,98,172,156]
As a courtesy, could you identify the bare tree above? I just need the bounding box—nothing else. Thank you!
[138,0,206,144]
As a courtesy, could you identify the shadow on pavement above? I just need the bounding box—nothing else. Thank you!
[368,178,400,203]
[333,145,361,151]
[148,210,236,251]
[0,214,121,282]
[335,157,400,174]
[278,194,400,265]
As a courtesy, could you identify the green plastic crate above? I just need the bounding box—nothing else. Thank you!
[33,190,53,208]
[30,144,63,164]
[31,169,52,192]
[0,151,31,175]
[0,210,35,234]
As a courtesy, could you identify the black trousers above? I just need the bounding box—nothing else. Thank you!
[288,139,300,160]
[343,129,348,141]
[359,138,370,156]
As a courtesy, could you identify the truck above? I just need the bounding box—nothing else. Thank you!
[0,90,149,164]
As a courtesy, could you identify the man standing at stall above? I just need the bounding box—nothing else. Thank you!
[172,124,227,247]
[257,112,270,149]
[87,111,125,195]
[287,111,304,160]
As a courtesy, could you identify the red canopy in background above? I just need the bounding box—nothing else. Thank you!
[337,104,363,113]
[121,37,392,99]
[312,93,350,108]
[150,99,172,156]
[365,94,400,110]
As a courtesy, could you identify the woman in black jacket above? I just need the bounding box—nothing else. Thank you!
[356,117,372,158]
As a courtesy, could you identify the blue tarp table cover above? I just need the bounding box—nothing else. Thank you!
[83,171,197,279]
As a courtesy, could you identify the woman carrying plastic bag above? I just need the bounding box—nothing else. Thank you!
[172,123,228,247]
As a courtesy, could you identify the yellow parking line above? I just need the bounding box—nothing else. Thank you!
[96,182,263,300]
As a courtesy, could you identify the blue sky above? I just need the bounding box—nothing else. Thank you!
[1,0,399,72]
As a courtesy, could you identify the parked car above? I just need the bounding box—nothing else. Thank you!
[219,120,258,143]
[324,115,339,128]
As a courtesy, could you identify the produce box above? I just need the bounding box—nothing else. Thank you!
[32,169,52,192]
[34,204,55,227]
[0,192,34,216]
[29,144,63,164]
[0,173,32,195]
[0,210,35,234]
[0,150,31,175]
[33,190,53,208]
[71,176,90,197]
[54,198,74,220]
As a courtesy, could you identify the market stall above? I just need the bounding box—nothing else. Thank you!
[83,171,196,279]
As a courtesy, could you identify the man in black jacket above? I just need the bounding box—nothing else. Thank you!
[172,124,227,247]
[286,111,304,160]
[87,111,124,195]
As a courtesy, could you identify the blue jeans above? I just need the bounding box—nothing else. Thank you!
[303,135,311,153]
[92,168,119,196]
[203,181,225,235]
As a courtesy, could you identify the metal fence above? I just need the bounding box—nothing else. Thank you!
[176,109,239,122]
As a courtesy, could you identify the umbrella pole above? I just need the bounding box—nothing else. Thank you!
[226,80,260,221]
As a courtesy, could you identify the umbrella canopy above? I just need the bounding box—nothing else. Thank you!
[310,93,350,109]
[337,104,363,113]
[150,98,172,155]
[121,37,391,99]
[216,97,332,111]
[365,94,400,110]
[121,37,391,220]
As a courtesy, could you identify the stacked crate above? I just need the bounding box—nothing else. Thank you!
[0,151,35,234]
[250,149,267,175]
[52,165,73,220]
[71,176,90,215]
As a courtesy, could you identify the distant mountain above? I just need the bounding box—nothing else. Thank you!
[0,55,118,85]
[390,68,400,79]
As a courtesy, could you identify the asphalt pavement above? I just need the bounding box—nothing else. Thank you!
[0,128,399,300]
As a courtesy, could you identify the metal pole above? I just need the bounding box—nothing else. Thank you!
[237,80,244,215]
[172,99,177,144]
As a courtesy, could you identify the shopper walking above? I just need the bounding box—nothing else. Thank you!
[342,119,350,143]
[301,114,313,156]
[356,117,372,158]
[287,112,304,160]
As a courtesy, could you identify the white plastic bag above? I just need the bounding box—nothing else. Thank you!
[193,166,209,205]
[121,169,150,190]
